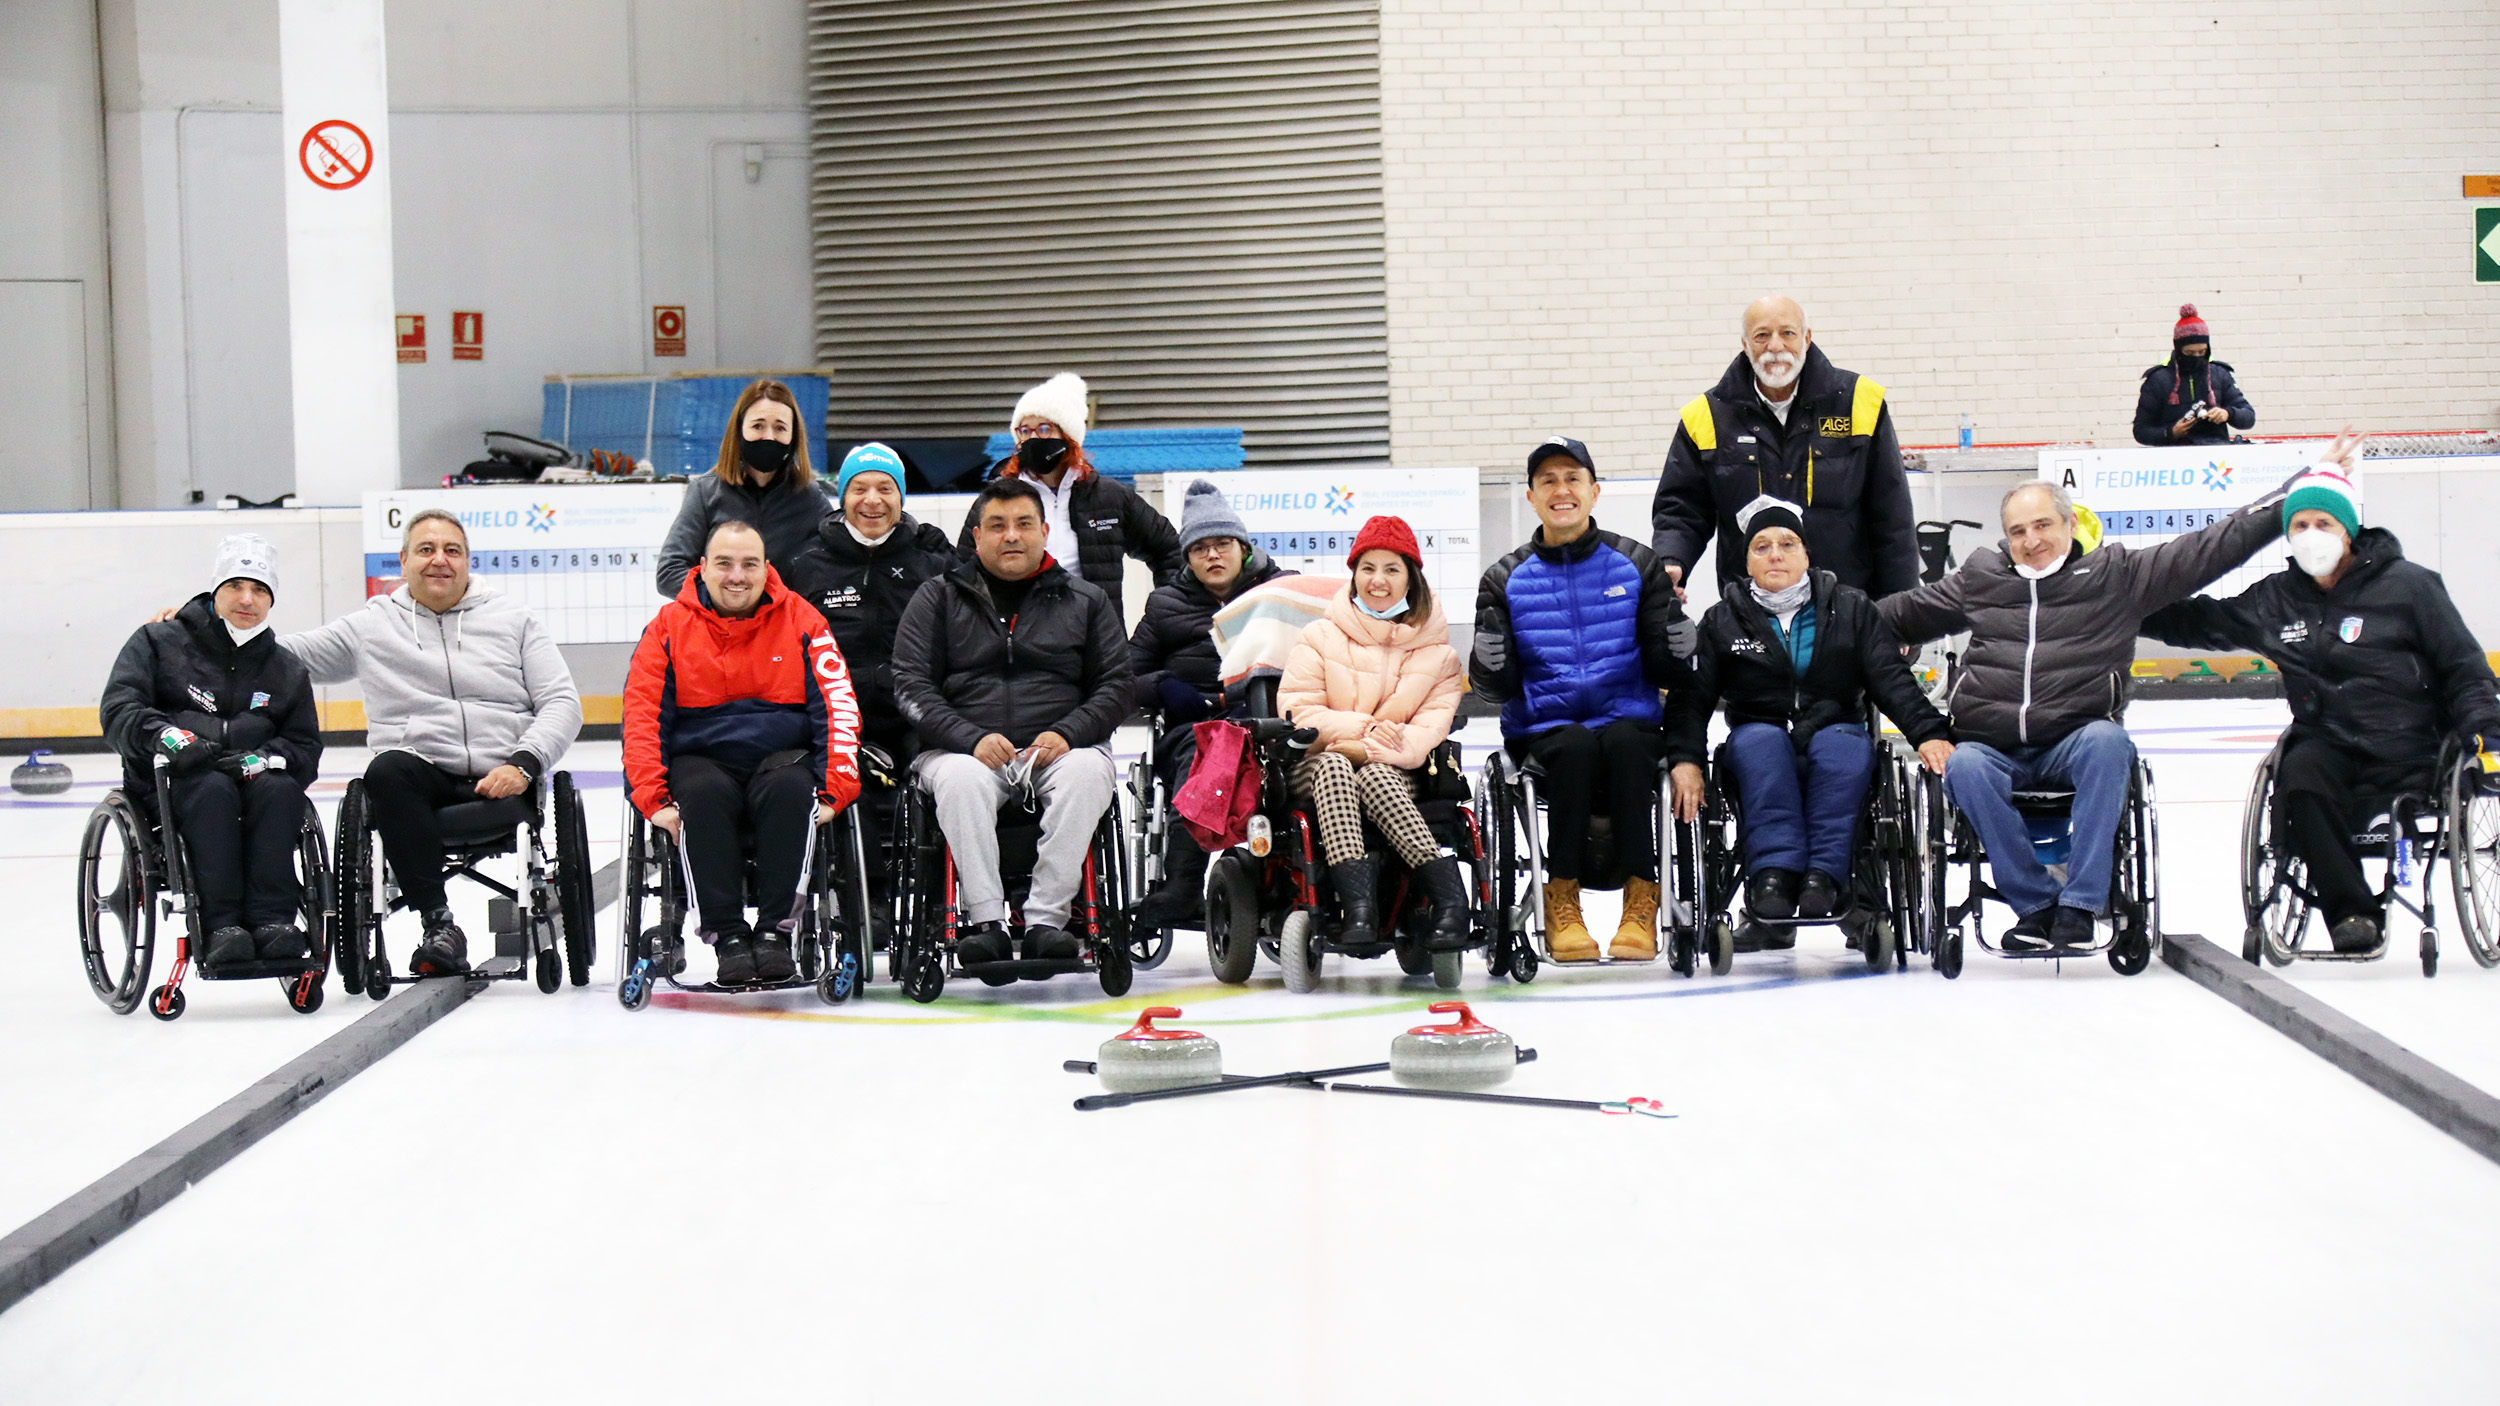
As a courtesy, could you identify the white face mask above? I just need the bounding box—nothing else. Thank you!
[2012,553,2065,581]
[226,618,272,647]
[2289,526,2347,579]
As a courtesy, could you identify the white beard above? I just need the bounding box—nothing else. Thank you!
[1752,351,1801,390]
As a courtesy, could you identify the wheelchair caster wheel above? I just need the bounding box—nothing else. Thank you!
[618,958,653,1011]
[149,986,185,1021]
[816,951,858,1006]
[2422,930,2438,978]
[1936,927,1964,980]
[1509,944,1538,984]
[2241,925,2263,965]
[1705,917,1735,976]
[1430,948,1462,990]
[288,975,324,1014]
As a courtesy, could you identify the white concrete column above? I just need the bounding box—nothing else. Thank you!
[280,0,398,505]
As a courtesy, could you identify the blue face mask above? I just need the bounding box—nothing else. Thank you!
[1355,593,1410,620]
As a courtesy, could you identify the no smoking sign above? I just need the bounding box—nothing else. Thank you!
[299,119,373,190]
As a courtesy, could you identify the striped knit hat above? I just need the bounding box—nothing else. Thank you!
[2281,465,2360,540]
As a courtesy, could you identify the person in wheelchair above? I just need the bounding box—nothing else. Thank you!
[625,520,862,985]
[2141,452,2500,953]
[1881,476,2286,951]
[893,477,1130,966]
[1471,437,1692,961]
[1277,515,1470,950]
[101,535,322,968]
[1667,497,1951,948]
[284,508,583,976]
[1129,479,1295,930]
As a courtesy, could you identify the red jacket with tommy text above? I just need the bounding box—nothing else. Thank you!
[623,565,861,818]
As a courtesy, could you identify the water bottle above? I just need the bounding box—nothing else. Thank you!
[1958,413,1974,450]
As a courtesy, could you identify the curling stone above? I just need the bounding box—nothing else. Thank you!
[1096,1007,1221,1093]
[1389,1002,1516,1089]
[10,749,71,796]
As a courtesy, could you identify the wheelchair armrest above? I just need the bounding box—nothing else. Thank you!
[1246,717,1315,752]
[859,741,895,775]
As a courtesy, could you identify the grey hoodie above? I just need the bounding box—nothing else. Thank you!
[284,581,583,778]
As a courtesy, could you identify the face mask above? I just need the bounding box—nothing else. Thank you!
[1751,578,1812,615]
[2013,553,2065,581]
[2289,527,2346,579]
[1355,594,1410,620]
[1017,437,1070,474]
[225,617,271,647]
[739,436,794,480]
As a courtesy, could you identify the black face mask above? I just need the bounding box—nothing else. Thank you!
[2175,349,2209,373]
[739,436,795,480]
[1017,437,1070,474]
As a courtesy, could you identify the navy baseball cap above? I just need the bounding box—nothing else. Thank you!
[1527,436,1595,478]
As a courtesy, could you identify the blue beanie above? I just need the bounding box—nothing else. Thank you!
[837,442,906,505]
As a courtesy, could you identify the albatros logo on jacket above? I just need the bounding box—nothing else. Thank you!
[187,685,216,710]
[1729,639,1767,655]
[818,586,863,612]
[2278,619,2310,644]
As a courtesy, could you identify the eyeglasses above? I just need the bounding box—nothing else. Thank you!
[1011,421,1061,441]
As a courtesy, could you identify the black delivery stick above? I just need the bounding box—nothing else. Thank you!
[1071,1048,1538,1111]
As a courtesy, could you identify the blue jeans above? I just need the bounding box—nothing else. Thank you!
[1943,719,2135,917]
[1725,722,1874,883]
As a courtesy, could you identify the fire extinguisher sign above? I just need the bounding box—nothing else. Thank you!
[452,311,484,361]
[652,305,686,357]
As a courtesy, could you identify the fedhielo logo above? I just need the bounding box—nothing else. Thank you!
[527,503,558,533]
[1324,485,1356,516]
[2201,460,2234,492]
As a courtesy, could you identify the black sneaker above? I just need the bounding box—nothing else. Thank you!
[751,929,798,983]
[253,924,310,961]
[712,931,759,986]
[2002,908,2053,954]
[1022,924,1080,961]
[204,925,256,966]
[2329,915,2381,955]
[1747,868,1800,920]
[2050,907,2098,950]
[1733,920,1767,954]
[1797,870,1842,920]
[409,910,470,976]
[957,921,1011,966]
[1759,924,1796,951]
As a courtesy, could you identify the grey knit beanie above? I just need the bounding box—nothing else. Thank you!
[1177,479,1252,553]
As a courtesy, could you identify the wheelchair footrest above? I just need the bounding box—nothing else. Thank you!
[194,956,324,981]
[471,956,526,977]
[957,956,1089,981]
[670,975,814,994]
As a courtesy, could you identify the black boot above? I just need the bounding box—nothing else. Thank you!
[1413,854,1473,951]
[2329,914,2381,955]
[2002,907,2053,954]
[254,923,311,961]
[1797,870,1842,920]
[710,924,758,986]
[1329,856,1381,945]
[1135,834,1211,930]
[409,909,470,976]
[751,924,798,983]
[204,925,256,967]
[1747,868,1801,920]
[956,920,1011,966]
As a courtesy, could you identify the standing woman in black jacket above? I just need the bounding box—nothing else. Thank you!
[781,442,960,760]
[1668,497,1953,944]
[655,378,830,597]
[98,535,323,968]
[2142,456,2500,953]
[956,372,1183,618]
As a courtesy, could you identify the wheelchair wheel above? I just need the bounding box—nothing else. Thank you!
[77,793,157,1015]
[149,985,186,1021]
[1482,765,1519,980]
[1668,924,1695,977]
[338,781,390,1003]
[1706,915,1735,976]
[1510,941,1538,983]
[1862,913,1894,971]
[287,972,324,1013]
[1204,852,1262,985]
[1096,922,1134,998]
[2109,926,2152,976]
[555,773,595,986]
[534,939,562,993]
[2448,756,2500,969]
[1395,932,1434,977]
[1430,948,1462,990]
[1128,923,1173,972]
[1278,908,1322,993]
[1937,925,1964,979]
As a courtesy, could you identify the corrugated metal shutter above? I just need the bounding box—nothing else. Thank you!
[807,0,1388,465]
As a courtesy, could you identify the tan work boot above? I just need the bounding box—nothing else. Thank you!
[1609,876,1660,960]
[1544,878,1598,961]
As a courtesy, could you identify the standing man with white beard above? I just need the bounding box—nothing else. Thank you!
[1651,296,1920,601]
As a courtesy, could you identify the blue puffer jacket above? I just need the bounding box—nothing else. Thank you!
[1472,526,1687,737]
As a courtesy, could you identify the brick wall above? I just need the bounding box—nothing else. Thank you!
[1378,0,2500,477]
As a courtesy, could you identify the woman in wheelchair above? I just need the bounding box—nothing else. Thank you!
[1276,515,1470,948]
[1129,480,1294,929]
[101,534,321,968]
[2142,461,2500,953]
[625,521,862,986]
[1668,497,1952,947]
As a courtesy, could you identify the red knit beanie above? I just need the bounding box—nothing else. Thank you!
[2172,303,2211,345]
[1346,514,1420,567]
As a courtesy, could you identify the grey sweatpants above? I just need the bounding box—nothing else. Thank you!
[915,746,1116,929]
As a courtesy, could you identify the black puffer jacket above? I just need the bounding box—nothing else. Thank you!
[1667,571,1947,766]
[1880,489,2286,751]
[893,558,1133,753]
[956,466,1181,617]
[655,472,832,597]
[1651,344,1919,598]
[2142,528,2500,766]
[2132,358,2255,446]
[1127,549,1292,711]
[781,509,959,753]
[100,594,322,794]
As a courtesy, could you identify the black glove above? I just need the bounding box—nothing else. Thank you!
[1156,675,1214,723]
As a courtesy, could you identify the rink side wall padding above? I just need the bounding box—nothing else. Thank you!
[2163,935,2500,1170]
[0,977,477,1315]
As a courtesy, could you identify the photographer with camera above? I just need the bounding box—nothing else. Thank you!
[2134,303,2255,445]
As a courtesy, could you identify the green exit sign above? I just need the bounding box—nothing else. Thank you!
[2481,208,2500,283]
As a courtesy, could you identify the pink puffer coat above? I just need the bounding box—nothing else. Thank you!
[1276,589,1465,770]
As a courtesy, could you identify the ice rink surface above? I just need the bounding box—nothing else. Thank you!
[3,699,2497,1403]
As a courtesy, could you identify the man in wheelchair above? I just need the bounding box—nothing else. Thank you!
[285,508,583,976]
[625,520,862,985]
[101,535,321,968]
[2142,452,2500,953]
[1668,497,1951,948]
[1472,437,1692,961]
[1129,479,1295,930]
[1882,476,2286,951]
[893,477,1130,965]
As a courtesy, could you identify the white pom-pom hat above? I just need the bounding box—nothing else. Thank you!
[1011,372,1091,446]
